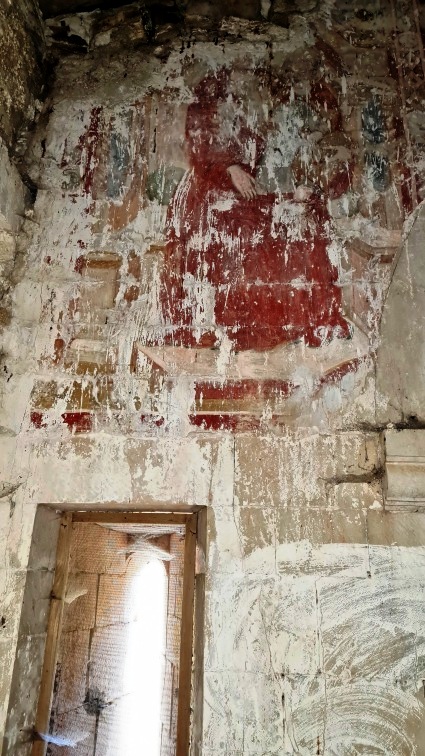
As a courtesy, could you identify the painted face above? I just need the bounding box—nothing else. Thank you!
[215,69,269,152]
[227,68,268,114]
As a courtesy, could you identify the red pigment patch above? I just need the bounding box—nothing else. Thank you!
[397,163,415,214]
[127,251,141,281]
[77,105,103,196]
[124,285,140,304]
[30,411,47,429]
[319,357,364,387]
[189,413,261,432]
[140,415,165,427]
[53,338,65,365]
[62,412,93,433]
[74,255,86,274]
[158,68,354,353]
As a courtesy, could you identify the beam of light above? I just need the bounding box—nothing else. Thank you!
[121,559,167,755]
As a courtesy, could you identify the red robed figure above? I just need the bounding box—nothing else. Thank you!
[159,67,352,351]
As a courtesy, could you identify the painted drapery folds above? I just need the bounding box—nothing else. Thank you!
[37,9,415,429]
[160,67,353,352]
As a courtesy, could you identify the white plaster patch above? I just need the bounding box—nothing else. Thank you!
[206,541,425,754]
[28,436,132,504]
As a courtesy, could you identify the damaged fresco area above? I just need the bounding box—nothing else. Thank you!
[2,0,425,754]
[19,0,425,435]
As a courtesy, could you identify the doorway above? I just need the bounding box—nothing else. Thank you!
[31,511,204,756]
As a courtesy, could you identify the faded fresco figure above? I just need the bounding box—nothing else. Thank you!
[160,66,354,351]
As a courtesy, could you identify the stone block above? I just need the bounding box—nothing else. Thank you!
[55,630,90,716]
[0,230,16,263]
[0,143,25,235]
[0,498,36,572]
[0,569,26,639]
[0,434,19,488]
[187,0,261,20]
[318,432,383,481]
[203,672,245,751]
[329,482,382,511]
[377,208,425,423]
[236,433,383,513]
[30,437,132,505]
[318,549,425,692]
[63,338,117,374]
[0,375,35,436]
[68,523,128,576]
[19,568,55,636]
[79,259,120,312]
[275,540,369,578]
[206,571,318,676]
[12,280,44,323]
[385,430,425,510]
[386,429,425,459]
[277,505,368,546]
[0,637,15,735]
[3,633,46,752]
[367,511,425,547]
[96,572,132,628]
[235,437,282,508]
[209,436,235,509]
[207,506,243,575]
[28,506,61,572]
[89,624,133,702]
[127,437,218,508]
[237,505,276,558]
[66,377,117,411]
[223,0,261,19]
[270,0,317,24]
[289,678,423,755]
[242,673,284,753]
[204,671,284,753]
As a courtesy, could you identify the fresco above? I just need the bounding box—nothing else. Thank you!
[4,2,425,754]
[159,66,354,352]
[30,6,420,431]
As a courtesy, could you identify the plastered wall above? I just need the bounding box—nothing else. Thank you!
[2,0,425,753]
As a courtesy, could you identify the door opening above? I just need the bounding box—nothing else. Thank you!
[29,511,203,756]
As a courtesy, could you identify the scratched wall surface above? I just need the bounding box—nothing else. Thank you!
[2,0,425,753]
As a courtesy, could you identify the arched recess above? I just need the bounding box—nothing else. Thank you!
[376,202,425,424]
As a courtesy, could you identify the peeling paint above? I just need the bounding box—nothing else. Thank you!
[1,1,425,753]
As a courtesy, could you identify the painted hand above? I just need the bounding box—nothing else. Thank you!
[227,165,258,200]
[294,185,314,201]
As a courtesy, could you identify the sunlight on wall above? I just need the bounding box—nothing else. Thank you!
[122,559,167,755]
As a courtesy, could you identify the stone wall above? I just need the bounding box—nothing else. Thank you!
[0,0,46,747]
[2,0,425,753]
[0,0,46,272]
